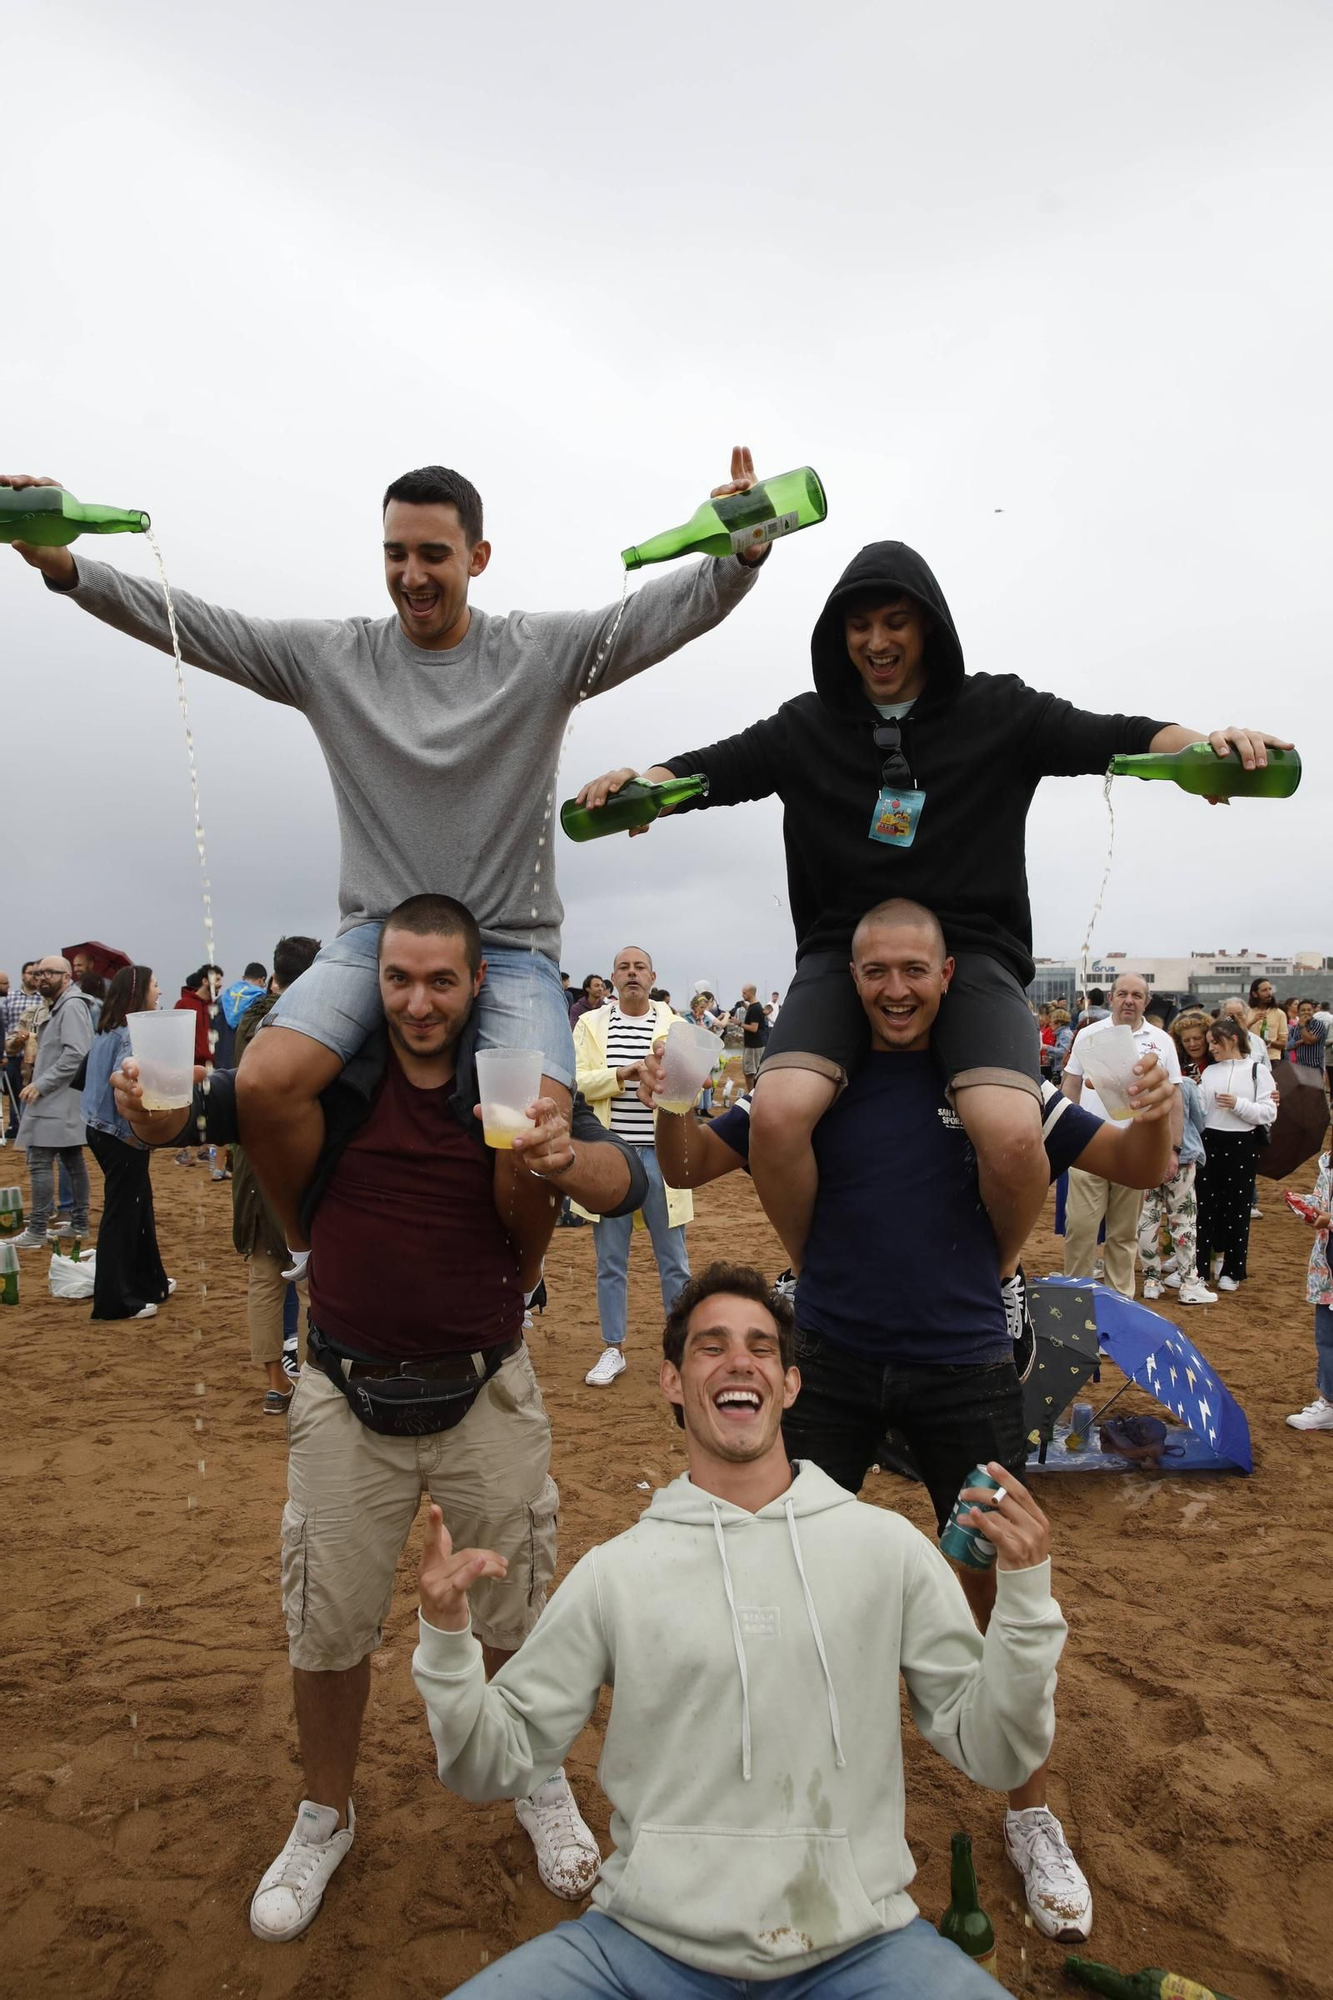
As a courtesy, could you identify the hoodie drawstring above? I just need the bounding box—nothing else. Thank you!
[784,1497,846,1770]
[710,1505,752,1782]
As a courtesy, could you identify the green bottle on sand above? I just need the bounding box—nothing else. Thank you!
[560,773,708,842]
[1,1243,20,1307]
[621,466,827,568]
[0,485,150,546]
[1109,743,1300,799]
[939,1832,998,1980]
[1065,1955,1237,1999]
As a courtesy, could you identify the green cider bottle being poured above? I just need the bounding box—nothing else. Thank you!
[938,1832,997,1980]
[1108,742,1300,799]
[1065,1955,1237,2000]
[560,773,708,843]
[0,485,151,547]
[622,466,827,569]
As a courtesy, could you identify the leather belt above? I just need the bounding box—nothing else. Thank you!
[308,1323,522,1384]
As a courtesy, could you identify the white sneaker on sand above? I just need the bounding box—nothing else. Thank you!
[1287,1398,1333,1432]
[1179,1279,1217,1305]
[131,1303,158,1321]
[1250,1206,1263,1220]
[250,1799,355,1942]
[1217,1275,1241,1293]
[585,1347,626,1387]
[1004,1805,1093,1941]
[1141,1279,1162,1300]
[1162,1272,1182,1290]
[515,1768,601,1900]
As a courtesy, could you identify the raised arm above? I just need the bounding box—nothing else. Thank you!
[413,1512,611,1803]
[574,709,788,832]
[5,473,330,707]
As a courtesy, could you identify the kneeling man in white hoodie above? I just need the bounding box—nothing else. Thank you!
[412,1261,1065,1997]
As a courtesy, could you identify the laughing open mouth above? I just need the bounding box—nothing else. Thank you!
[714,1387,763,1418]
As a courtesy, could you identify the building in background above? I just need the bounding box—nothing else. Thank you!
[1029,951,1333,1012]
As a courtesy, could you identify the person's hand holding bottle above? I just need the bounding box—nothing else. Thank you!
[1,475,77,586]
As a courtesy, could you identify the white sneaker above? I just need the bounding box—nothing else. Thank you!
[1004,1806,1093,1942]
[281,1248,310,1282]
[131,1303,158,1321]
[515,1768,601,1900]
[1250,1206,1263,1220]
[10,1228,47,1251]
[585,1346,626,1387]
[1162,1272,1182,1290]
[1217,1275,1241,1293]
[1141,1279,1162,1300]
[1178,1279,1218,1305]
[1287,1398,1333,1432]
[250,1799,354,1942]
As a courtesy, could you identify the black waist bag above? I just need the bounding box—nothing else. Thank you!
[310,1326,515,1438]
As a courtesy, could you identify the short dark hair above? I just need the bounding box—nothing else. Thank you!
[662,1262,795,1372]
[99,965,155,1035]
[271,936,321,992]
[21,960,37,977]
[581,972,605,994]
[382,466,484,547]
[1207,1014,1249,1055]
[243,961,267,982]
[1088,988,1106,1007]
[379,894,482,976]
[185,965,213,992]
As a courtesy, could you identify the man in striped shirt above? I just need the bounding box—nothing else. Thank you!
[573,945,692,1386]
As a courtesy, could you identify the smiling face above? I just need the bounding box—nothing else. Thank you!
[850,913,953,1052]
[661,1293,798,1466]
[383,500,491,651]
[843,594,930,706]
[378,927,483,1067]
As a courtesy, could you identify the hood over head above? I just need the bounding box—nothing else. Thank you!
[810,541,965,717]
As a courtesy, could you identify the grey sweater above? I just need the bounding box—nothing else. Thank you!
[57,555,760,957]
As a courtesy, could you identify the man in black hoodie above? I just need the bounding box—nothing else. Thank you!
[575,541,1287,1320]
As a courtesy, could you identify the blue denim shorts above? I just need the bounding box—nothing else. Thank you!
[266,923,576,1089]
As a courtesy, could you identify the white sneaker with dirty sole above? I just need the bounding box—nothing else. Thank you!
[1004,1805,1092,1941]
[1141,1279,1162,1300]
[585,1347,626,1387]
[1178,1279,1217,1305]
[515,1768,601,1900]
[250,1798,354,1942]
[1287,1397,1333,1432]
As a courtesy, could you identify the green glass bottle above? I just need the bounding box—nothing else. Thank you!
[560,773,708,842]
[1065,1955,1236,2000]
[622,466,827,569]
[1108,743,1300,799]
[939,1832,997,1980]
[0,486,151,547]
[0,1243,19,1308]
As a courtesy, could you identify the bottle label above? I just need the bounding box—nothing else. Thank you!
[729,510,798,554]
[868,786,926,848]
[974,1946,998,1978]
[1159,1980,1218,2000]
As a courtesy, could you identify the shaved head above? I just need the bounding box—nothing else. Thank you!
[852,899,947,966]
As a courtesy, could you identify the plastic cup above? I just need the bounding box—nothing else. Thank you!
[127,1008,196,1111]
[475,1048,544,1149]
[1075,1023,1140,1121]
[655,1020,723,1114]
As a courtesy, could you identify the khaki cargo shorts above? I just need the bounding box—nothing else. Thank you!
[282,1343,558,1670]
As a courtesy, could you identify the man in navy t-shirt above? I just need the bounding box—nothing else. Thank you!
[641,895,1174,1948]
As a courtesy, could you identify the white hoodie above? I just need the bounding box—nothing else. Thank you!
[413,1463,1066,1981]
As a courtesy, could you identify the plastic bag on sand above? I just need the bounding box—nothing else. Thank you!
[49,1252,96,1300]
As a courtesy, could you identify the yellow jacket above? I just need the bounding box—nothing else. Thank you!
[572,1001,694,1228]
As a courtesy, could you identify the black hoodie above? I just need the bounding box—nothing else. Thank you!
[664,541,1167,986]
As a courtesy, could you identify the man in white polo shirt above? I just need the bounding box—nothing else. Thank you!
[574,945,692,1385]
[1061,972,1182,1297]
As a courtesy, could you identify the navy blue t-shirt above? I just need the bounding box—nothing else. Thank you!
[710,1070,1104,1365]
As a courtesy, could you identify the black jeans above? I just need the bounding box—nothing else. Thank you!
[86,1125,169,1320]
[783,1327,1028,1531]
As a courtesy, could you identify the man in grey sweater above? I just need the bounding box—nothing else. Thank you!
[5,454,768,1261]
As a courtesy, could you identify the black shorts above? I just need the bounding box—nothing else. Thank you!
[761,949,1040,1099]
[782,1325,1029,1532]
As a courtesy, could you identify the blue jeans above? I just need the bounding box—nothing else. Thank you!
[450,1911,1005,1998]
[266,924,576,1089]
[594,1145,690,1345]
[1316,1305,1333,1401]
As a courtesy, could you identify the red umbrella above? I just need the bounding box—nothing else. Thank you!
[62,940,133,981]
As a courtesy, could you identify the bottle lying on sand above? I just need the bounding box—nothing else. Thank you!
[560,773,708,842]
[621,465,827,568]
[938,1832,997,1979]
[1109,743,1300,799]
[1065,1955,1237,1999]
[0,485,150,546]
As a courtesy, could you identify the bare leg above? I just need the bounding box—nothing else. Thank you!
[236,1028,344,1251]
[293,1659,371,1829]
[265,1361,291,1393]
[748,1068,839,1274]
[955,1083,1047,1277]
[955,1563,1053,1810]
[494,1078,570,1292]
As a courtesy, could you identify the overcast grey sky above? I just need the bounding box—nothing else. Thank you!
[5,0,1329,1004]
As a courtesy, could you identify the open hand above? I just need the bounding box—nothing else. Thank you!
[2,475,77,585]
[419,1503,508,1632]
[960,1464,1050,1573]
[1202,726,1295,805]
